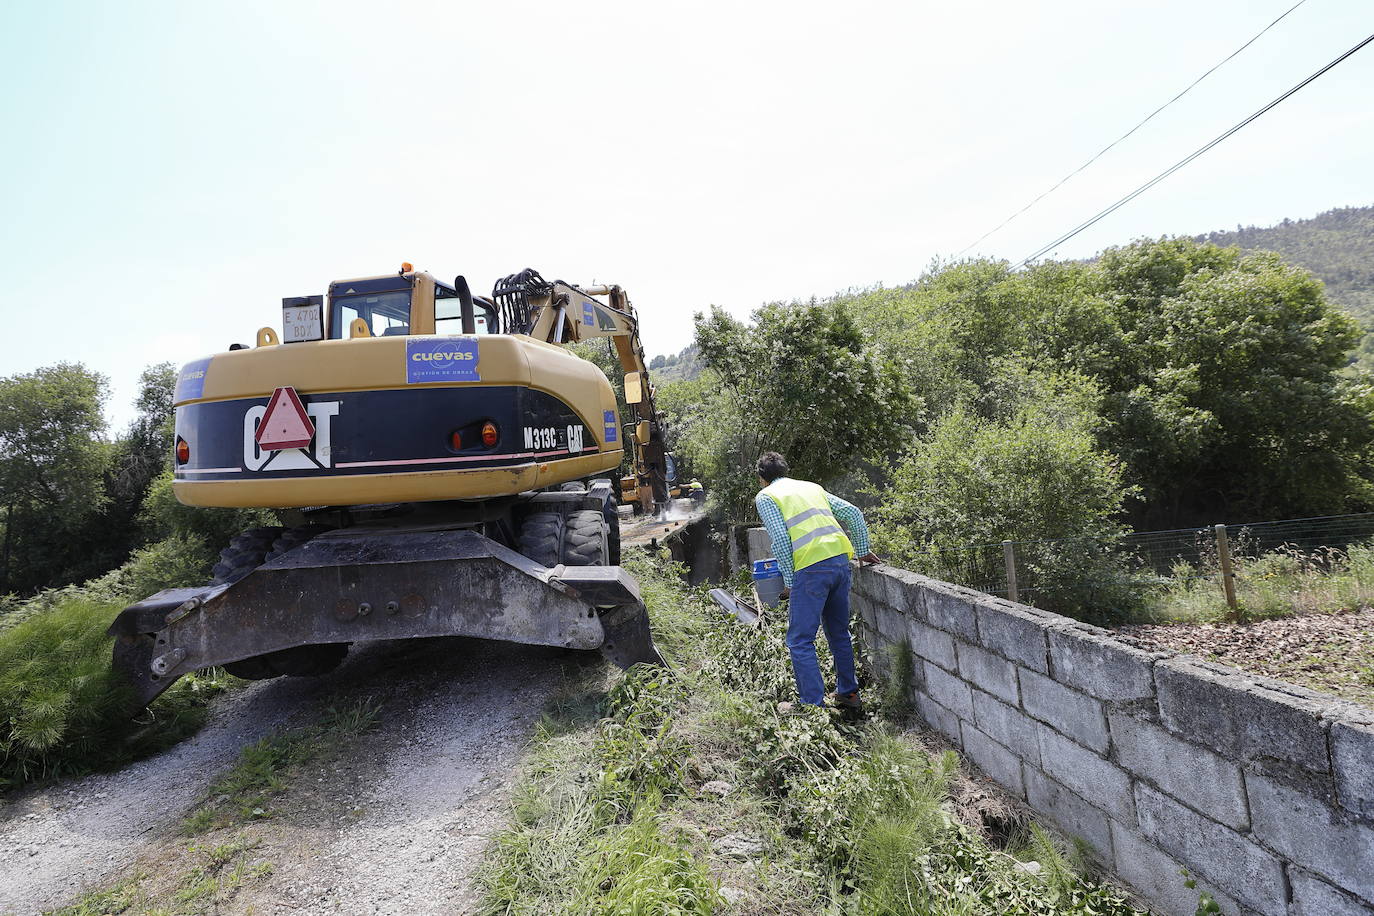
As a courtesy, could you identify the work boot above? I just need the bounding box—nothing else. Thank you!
[829,690,863,710]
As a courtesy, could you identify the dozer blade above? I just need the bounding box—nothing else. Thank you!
[109,528,662,707]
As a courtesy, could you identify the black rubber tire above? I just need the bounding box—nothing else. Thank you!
[211,526,283,585]
[517,512,564,567]
[264,523,333,562]
[558,481,586,493]
[562,510,608,566]
[603,496,622,566]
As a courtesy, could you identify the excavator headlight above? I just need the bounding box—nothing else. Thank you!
[175,437,190,465]
[481,421,499,448]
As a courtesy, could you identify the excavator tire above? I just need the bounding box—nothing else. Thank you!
[586,478,621,565]
[211,526,283,585]
[517,512,564,567]
[562,511,608,566]
[264,523,333,562]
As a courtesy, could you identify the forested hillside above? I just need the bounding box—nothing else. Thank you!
[1196,205,1374,325]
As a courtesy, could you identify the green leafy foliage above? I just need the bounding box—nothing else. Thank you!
[675,300,915,519]
[1196,205,1374,331]
[0,590,231,791]
[0,363,113,593]
[480,552,1143,915]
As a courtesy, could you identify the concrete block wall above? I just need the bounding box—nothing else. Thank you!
[850,565,1374,916]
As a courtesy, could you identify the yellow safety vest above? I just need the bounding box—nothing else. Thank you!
[761,477,854,572]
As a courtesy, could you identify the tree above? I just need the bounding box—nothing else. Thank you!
[1079,239,1371,526]
[0,364,111,593]
[875,370,1145,620]
[682,299,915,519]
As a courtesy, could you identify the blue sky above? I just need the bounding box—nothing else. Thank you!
[1,0,1371,432]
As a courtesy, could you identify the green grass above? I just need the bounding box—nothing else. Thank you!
[182,696,380,834]
[478,549,1144,916]
[0,534,231,792]
[1147,540,1374,624]
[45,839,273,916]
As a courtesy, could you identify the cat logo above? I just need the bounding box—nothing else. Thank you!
[243,400,340,471]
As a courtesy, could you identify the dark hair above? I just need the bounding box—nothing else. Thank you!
[756,451,789,483]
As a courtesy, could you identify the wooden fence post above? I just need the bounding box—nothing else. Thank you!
[1003,540,1019,604]
[1215,524,1239,617]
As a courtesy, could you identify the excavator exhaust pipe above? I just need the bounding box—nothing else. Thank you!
[109,527,663,708]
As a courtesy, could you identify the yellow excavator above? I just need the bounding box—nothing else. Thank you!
[110,266,669,705]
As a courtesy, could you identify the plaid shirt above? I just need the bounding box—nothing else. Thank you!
[754,479,871,586]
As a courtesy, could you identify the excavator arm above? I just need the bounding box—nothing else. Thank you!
[492,270,670,513]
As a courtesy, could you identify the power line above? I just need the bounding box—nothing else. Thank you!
[1013,30,1374,270]
[956,0,1311,257]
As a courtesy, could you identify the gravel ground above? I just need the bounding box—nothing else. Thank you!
[1119,607,1374,708]
[0,636,571,916]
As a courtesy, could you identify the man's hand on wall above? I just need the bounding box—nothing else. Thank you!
[856,552,880,566]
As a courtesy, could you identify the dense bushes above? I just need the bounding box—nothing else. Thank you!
[0,534,230,791]
[663,236,1374,623]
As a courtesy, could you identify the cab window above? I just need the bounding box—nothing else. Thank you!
[330,291,411,338]
[435,289,497,335]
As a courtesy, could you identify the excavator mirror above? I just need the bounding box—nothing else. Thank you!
[624,372,643,404]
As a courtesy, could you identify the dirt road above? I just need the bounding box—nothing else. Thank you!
[0,637,571,915]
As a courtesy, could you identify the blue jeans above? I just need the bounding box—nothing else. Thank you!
[786,554,859,706]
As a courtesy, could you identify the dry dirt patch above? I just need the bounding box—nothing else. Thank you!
[1119,608,1374,708]
[1,637,574,916]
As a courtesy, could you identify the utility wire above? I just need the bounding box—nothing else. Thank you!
[956,0,1311,257]
[1013,30,1374,270]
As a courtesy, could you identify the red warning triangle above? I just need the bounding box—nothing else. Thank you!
[256,387,316,451]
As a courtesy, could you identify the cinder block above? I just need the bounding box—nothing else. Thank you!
[1048,624,1157,702]
[1134,784,1286,916]
[1108,822,1246,916]
[1155,658,1331,789]
[972,690,1038,763]
[851,591,875,628]
[1247,772,1374,903]
[1288,868,1374,916]
[1024,766,1113,856]
[1019,668,1108,753]
[1035,723,1134,822]
[1331,717,1374,823]
[852,565,884,600]
[877,566,929,620]
[906,617,957,671]
[1108,711,1249,831]
[975,600,1051,673]
[873,602,908,643]
[922,582,979,641]
[924,662,974,721]
[961,723,1025,797]
[956,642,1018,705]
[914,692,963,746]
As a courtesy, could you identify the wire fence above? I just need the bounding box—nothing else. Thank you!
[901,512,1374,625]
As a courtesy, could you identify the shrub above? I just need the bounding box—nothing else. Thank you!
[0,535,230,791]
[0,595,228,790]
